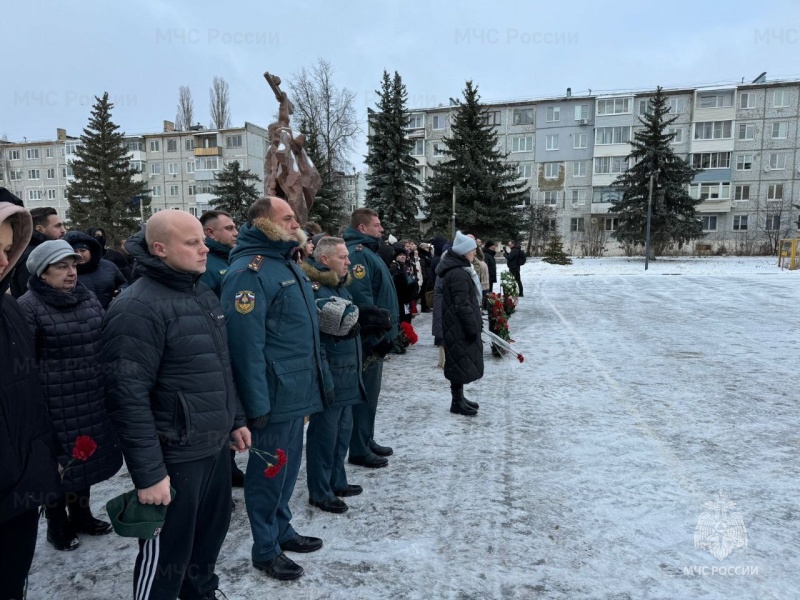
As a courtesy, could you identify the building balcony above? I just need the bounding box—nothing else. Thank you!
[697,199,732,213]
[590,202,613,214]
[194,147,222,157]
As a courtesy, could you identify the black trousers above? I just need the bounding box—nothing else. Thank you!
[0,508,39,600]
[132,448,232,600]
[509,267,523,296]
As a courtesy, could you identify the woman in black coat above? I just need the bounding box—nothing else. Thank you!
[0,192,60,598]
[65,231,128,309]
[18,240,123,551]
[439,232,484,416]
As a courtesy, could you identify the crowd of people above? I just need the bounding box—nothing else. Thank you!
[0,185,521,599]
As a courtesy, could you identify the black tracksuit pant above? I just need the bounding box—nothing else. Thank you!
[133,447,232,600]
[0,508,39,600]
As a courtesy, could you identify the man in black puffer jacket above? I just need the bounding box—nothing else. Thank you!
[102,210,250,600]
[65,231,128,309]
[0,189,60,599]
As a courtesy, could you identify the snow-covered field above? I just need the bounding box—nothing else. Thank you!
[26,256,800,599]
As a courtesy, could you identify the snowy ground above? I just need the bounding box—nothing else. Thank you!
[26,256,800,599]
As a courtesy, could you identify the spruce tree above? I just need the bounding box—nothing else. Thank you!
[424,80,528,240]
[365,71,421,237]
[67,92,150,245]
[302,117,346,232]
[542,233,572,265]
[209,160,261,225]
[612,86,703,258]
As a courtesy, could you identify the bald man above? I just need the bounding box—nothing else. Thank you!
[102,210,250,600]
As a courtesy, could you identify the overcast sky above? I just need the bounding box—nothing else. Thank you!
[4,0,800,169]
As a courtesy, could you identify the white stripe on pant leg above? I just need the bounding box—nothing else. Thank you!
[135,539,152,600]
[136,537,161,600]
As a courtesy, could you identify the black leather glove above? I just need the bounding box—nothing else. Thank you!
[247,414,270,430]
[336,322,360,341]
[371,338,394,358]
[358,306,392,335]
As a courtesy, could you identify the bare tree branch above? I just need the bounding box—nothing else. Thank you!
[176,85,194,131]
[209,76,232,130]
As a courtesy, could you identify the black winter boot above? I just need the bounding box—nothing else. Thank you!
[462,394,480,409]
[450,384,477,416]
[46,510,80,551]
[68,490,113,536]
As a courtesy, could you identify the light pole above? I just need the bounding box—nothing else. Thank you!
[451,186,457,238]
[644,173,654,270]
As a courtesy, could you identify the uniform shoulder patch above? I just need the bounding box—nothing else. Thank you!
[235,290,255,314]
[248,255,264,272]
[353,264,366,279]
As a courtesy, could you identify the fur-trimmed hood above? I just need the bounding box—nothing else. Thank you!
[253,217,307,246]
[229,217,306,264]
[302,258,351,289]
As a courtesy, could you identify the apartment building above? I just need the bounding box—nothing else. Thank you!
[0,121,269,222]
[398,76,800,255]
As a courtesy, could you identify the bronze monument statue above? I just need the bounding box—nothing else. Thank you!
[263,72,322,226]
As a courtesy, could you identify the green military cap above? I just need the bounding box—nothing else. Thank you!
[106,487,176,539]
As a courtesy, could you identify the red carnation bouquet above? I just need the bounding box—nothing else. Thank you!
[396,321,418,351]
[249,447,287,479]
[61,435,97,481]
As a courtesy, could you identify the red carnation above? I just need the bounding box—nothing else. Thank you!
[71,435,97,462]
[276,448,287,467]
[400,321,418,345]
[517,354,525,363]
[265,465,282,479]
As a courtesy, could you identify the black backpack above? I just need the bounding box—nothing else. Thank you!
[518,249,527,265]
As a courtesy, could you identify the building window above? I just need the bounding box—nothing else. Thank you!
[766,214,781,231]
[185,139,195,151]
[515,163,533,179]
[196,157,219,171]
[738,123,755,140]
[694,121,733,140]
[47,189,57,200]
[45,147,53,158]
[667,127,683,143]
[481,111,501,126]
[691,183,730,200]
[604,217,619,231]
[431,142,446,157]
[668,98,686,114]
[595,126,631,145]
[573,133,587,149]
[27,169,40,180]
[226,135,242,148]
[542,191,559,205]
[545,135,559,151]
[169,185,179,196]
[150,163,162,175]
[432,115,447,130]
[691,152,730,169]
[26,148,40,159]
[9,170,22,181]
[66,143,79,155]
[739,93,756,109]
[151,185,162,197]
[701,216,717,231]
[570,217,585,232]
[167,163,178,175]
[574,105,588,120]
[570,189,585,205]
[735,154,754,170]
[28,190,42,201]
[149,140,160,152]
[769,152,787,170]
[544,162,560,179]
[773,89,789,108]
[410,140,424,156]
[416,166,426,183]
[407,114,424,129]
[167,139,178,152]
[733,215,748,231]
[186,161,195,173]
[127,140,144,152]
[63,189,68,198]
[62,165,73,178]
[46,168,55,179]
[596,98,631,115]
[512,109,533,125]
[130,161,144,172]
[8,150,20,160]
[573,161,586,177]
[771,122,788,139]
[594,156,628,175]
[767,184,784,200]
[698,93,733,108]
[511,136,534,152]
[637,99,652,116]
[734,185,750,200]
[546,106,560,122]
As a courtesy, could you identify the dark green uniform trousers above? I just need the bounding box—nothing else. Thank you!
[348,359,383,458]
